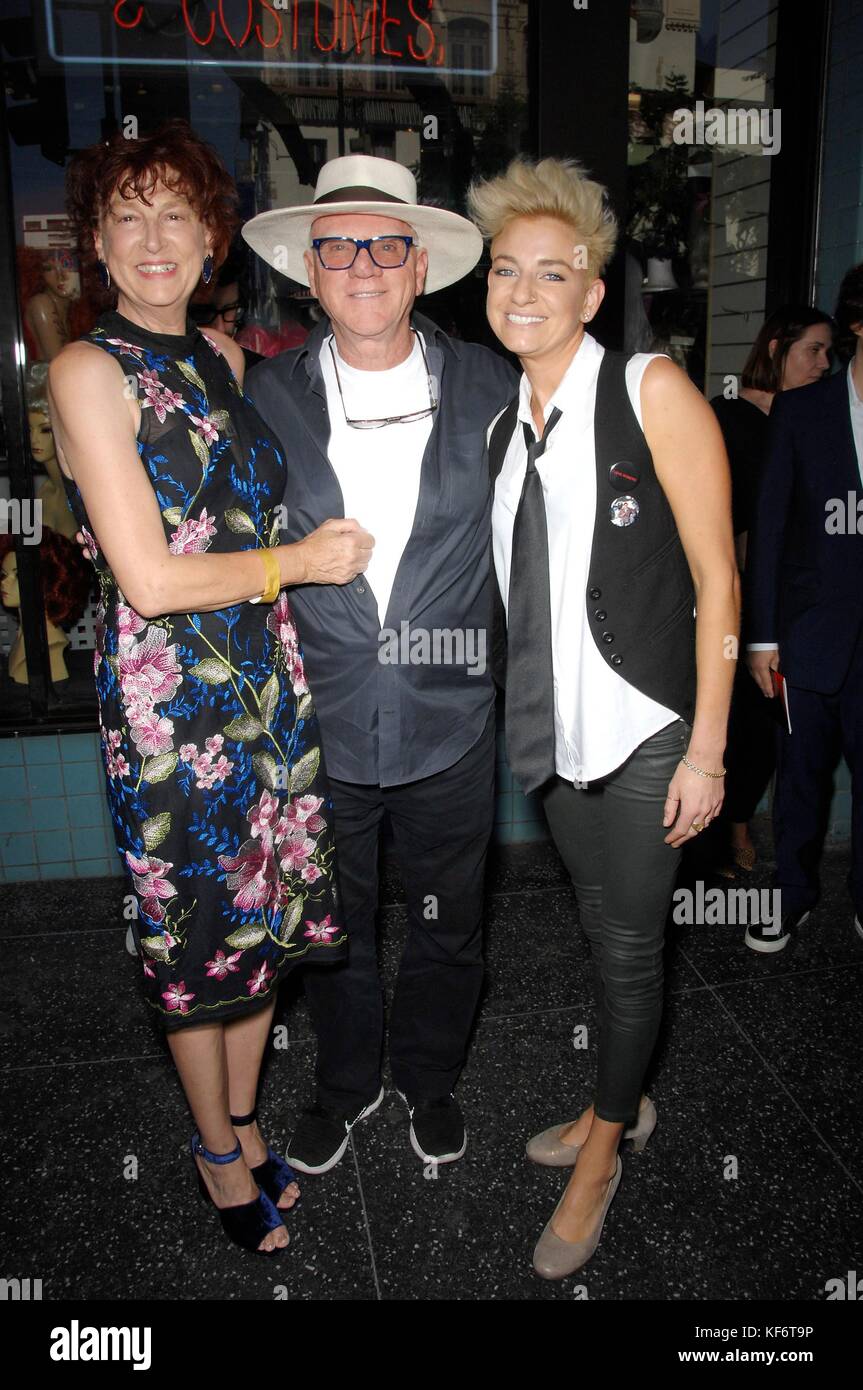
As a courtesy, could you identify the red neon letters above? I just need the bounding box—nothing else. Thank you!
[110,1,446,64]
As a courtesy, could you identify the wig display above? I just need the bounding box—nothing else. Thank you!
[25,363,77,540]
[0,528,93,684]
[17,246,95,363]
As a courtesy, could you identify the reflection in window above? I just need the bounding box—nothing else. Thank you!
[296,1,332,89]
[450,19,490,100]
[624,0,779,395]
[0,0,530,726]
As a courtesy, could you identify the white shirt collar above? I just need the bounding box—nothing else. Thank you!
[516,331,604,435]
[848,361,863,412]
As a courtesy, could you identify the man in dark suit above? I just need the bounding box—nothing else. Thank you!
[745,265,863,952]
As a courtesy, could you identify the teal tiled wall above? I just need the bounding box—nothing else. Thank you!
[0,733,122,883]
[494,729,548,843]
[0,729,854,883]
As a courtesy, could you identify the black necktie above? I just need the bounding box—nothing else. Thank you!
[504,407,562,794]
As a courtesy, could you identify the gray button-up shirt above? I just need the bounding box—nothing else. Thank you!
[245,312,518,786]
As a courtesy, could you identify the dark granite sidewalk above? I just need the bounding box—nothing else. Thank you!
[2,819,861,1301]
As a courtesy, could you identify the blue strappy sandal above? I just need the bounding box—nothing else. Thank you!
[230,1108,302,1212]
[191,1132,286,1255]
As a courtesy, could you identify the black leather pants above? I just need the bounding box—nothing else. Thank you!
[541,717,688,1126]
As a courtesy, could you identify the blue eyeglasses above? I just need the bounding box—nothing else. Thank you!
[311,235,416,270]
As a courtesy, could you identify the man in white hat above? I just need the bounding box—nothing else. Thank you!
[243,156,516,1172]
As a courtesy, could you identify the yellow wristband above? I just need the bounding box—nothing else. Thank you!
[257,548,281,605]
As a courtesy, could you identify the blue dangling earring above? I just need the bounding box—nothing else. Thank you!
[96,259,111,291]
[202,254,214,285]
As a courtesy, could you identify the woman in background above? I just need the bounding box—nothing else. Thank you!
[710,306,833,878]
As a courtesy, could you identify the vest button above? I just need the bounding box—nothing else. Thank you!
[589,587,602,600]
[602,631,614,644]
[594,609,607,621]
[611,654,623,666]
[356,584,366,594]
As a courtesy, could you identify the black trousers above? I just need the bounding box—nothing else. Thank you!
[722,661,778,824]
[774,628,863,918]
[303,707,496,1111]
[540,717,688,1126]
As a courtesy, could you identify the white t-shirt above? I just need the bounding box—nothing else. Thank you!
[320,331,434,627]
[491,332,680,786]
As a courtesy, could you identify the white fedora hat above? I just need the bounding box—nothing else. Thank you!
[242,154,482,295]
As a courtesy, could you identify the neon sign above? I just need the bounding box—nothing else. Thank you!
[43,0,499,74]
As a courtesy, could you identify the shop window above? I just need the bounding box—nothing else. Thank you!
[450,19,491,100]
[296,1,333,89]
[1,0,529,732]
[625,0,781,394]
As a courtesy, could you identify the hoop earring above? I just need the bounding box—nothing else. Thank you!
[96,260,111,291]
[202,254,214,285]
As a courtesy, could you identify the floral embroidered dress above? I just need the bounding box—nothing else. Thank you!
[64,310,345,1028]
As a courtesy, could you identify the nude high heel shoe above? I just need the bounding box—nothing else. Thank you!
[526,1095,656,1167]
[532,1156,622,1279]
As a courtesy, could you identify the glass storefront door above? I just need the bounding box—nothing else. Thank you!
[0,0,529,727]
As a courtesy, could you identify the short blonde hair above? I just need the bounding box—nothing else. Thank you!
[467,156,618,278]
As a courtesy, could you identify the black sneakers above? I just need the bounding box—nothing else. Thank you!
[286,1086,467,1172]
[396,1090,467,1164]
[286,1086,384,1174]
[745,909,810,954]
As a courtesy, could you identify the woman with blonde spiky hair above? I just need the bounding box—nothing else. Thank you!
[469,156,740,1279]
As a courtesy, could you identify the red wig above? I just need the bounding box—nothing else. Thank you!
[66,118,240,288]
[0,529,92,627]
[16,246,97,359]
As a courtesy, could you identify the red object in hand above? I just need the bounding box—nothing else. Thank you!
[771,669,792,734]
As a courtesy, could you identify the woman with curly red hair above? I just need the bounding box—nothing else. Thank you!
[49,119,372,1255]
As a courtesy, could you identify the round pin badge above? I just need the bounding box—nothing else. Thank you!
[608,461,641,491]
[609,495,640,527]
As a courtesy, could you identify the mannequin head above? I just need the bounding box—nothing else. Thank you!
[0,530,91,625]
[0,548,19,609]
[0,530,92,684]
[40,248,80,299]
[25,364,58,473]
[17,246,81,304]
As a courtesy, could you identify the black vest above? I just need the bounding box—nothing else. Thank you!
[489,348,696,724]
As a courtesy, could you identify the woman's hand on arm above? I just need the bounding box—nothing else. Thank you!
[52,344,374,612]
[187,331,376,586]
[640,357,741,845]
[290,518,374,587]
[49,344,287,617]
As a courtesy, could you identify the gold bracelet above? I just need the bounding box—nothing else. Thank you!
[681,754,726,779]
[254,548,281,605]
